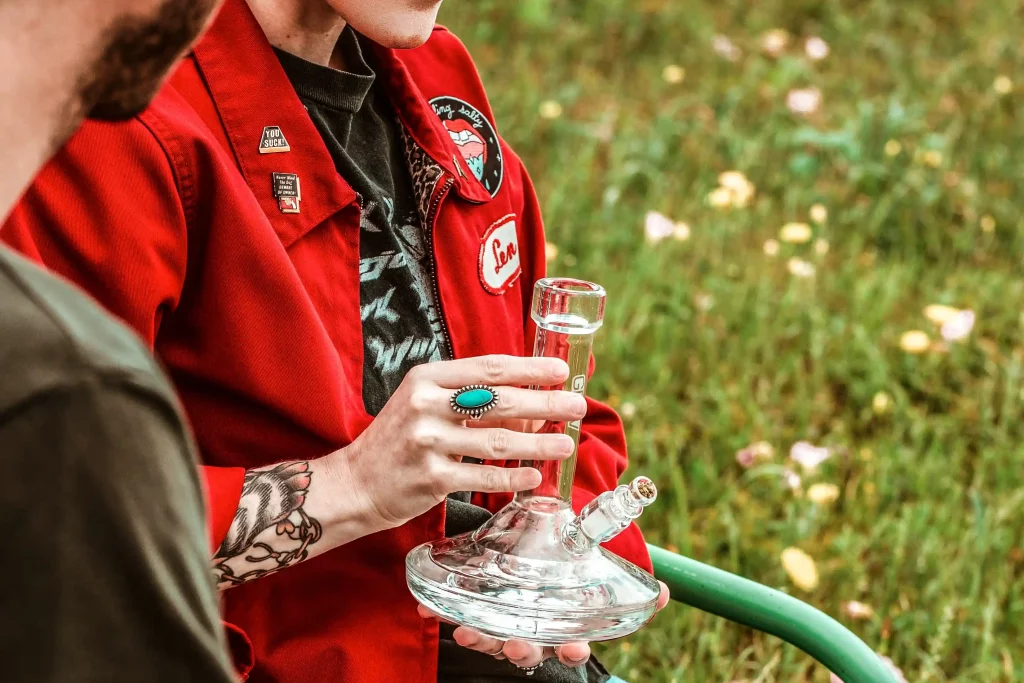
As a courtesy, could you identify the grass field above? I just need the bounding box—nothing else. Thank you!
[439,1,1024,681]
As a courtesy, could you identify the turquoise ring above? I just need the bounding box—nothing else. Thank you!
[450,384,500,420]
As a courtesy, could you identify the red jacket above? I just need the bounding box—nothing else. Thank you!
[3,1,650,680]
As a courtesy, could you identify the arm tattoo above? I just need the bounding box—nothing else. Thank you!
[213,461,323,588]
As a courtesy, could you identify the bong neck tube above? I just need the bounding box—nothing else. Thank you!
[517,278,605,503]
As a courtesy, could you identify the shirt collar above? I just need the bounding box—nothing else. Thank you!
[274,28,375,116]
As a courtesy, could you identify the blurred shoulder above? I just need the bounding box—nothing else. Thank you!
[0,248,175,416]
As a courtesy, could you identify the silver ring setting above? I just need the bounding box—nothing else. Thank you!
[515,662,543,676]
[450,384,499,420]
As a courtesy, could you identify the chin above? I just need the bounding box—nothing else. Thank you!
[348,4,442,49]
[380,27,435,50]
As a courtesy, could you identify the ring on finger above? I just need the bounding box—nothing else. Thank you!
[450,384,500,420]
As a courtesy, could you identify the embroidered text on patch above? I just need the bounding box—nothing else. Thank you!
[430,96,503,197]
[479,215,521,295]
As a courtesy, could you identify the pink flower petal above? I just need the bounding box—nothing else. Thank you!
[790,441,832,470]
[805,36,830,61]
[712,34,742,62]
[786,87,822,115]
[941,309,975,342]
[644,211,676,243]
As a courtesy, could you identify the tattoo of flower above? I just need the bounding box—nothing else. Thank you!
[214,461,322,587]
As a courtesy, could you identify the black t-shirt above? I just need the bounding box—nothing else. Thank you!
[276,31,613,683]
[276,29,448,418]
[0,246,235,682]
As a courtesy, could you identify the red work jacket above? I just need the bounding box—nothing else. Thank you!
[3,1,650,680]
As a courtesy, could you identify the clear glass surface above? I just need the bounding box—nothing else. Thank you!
[406,278,660,644]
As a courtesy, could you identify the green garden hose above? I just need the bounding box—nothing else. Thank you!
[648,545,897,683]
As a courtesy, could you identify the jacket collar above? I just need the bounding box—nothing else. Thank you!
[367,43,492,204]
[191,0,489,249]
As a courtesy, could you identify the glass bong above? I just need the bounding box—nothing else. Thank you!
[406,278,661,645]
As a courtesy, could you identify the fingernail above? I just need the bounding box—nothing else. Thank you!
[571,396,588,417]
[557,435,575,454]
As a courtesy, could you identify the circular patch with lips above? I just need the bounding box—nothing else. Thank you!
[430,96,503,197]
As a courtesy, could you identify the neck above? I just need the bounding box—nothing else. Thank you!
[246,0,347,68]
[0,3,110,221]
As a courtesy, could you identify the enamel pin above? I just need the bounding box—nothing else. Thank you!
[272,172,301,214]
[259,126,291,154]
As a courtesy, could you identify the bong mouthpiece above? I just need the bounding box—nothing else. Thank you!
[561,476,658,555]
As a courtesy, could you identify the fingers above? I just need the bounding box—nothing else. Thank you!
[467,417,546,434]
[453,628,506,657]
[657,580,670,611]
[439,424,575,461]
[502,639,548,668]
[408,382,585,425]
[413,355,570,389]
[447,625,591,670]
[443,463,542,493]
[416,604,455,625]
[489,386,587,422]
[554,642,591,667]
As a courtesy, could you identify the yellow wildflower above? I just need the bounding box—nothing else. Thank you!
[924,305,960,325]
[787,257,816,278]
[807,483,840,505]
[707,187,733,208]
[922,150,943,168]
[809,204,828,224]
[662,65,686,84]
[781,547,819,591]
[899,330,931,354]
[539,100,563,119]
[761,29,790,57]
[545,242,559,262]
[780,222,813,244]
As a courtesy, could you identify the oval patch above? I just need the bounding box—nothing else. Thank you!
[479,215,521,295]
[430,96,503,197]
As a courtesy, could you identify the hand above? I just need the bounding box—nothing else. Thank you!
[418,582,671,669]
[329,355,587,533]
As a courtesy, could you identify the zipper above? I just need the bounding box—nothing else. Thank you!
[426,174,456,360]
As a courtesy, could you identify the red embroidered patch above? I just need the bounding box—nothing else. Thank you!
[479,214,521,295]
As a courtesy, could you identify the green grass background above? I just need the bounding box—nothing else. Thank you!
[439,1,1023,681]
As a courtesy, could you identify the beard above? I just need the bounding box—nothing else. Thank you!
[79,0,219,122]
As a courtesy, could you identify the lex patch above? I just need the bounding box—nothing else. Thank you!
[479,215,521,295]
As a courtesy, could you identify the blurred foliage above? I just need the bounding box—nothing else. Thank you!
[440,0,1024,681]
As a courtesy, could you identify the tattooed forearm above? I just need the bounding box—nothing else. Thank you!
[213,461,323,589]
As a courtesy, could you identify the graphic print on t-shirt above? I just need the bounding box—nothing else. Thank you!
[358,206,443,406]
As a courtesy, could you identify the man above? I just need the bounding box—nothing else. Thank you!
[3,0,666,681]
[0,0,235,680]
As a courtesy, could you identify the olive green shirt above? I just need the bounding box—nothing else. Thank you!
[0,246,235,682]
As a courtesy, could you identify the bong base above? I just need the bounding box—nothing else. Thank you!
[405,497,660,645]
